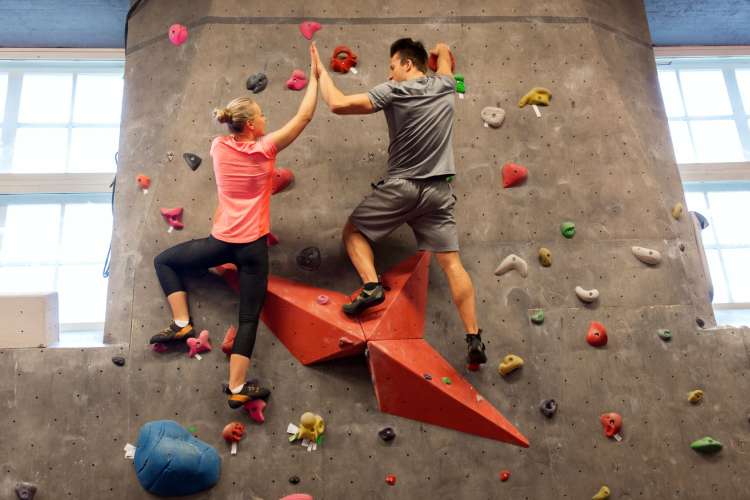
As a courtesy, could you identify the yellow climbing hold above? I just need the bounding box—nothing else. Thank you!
[538,247,552,267]
[672,202,683,220]
[688,389,704,404]
[519,87,552,107]
[592,485,610,499]
[498,354,524,376]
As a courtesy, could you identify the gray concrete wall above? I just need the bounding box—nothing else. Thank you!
[3,1,750,499]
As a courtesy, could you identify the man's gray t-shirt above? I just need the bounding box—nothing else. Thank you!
[367,75,456,179]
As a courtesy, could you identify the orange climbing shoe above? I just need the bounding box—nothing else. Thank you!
[226,380,271,409]
[343,282,385,315]
[466,331,487,365]
[149,320,195,344]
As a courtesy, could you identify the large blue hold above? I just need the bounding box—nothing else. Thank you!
[134,420,221,497]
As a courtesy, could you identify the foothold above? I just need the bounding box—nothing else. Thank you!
[160,207,184,230]
[222,421,245,444]
[112,356,126,367]
[338,337,354,348]
[530,309,545,324]
[679,242,686,252]
[187,426,197,434]
[499,470,511,482]
[501,162,528,188]
[221,325,236,356]
[427,49,455,73]
[187,330,212,358]
[688,389,704,404]
[183,153,202,171]
[15,482,37,500]
[540,399,557,418]
[657,328,672,341]
[330,45,358,74]
[211,263,240,293]
[168,24,188,46]
[518,87,552,107]
[289,475,301,485]
[586,321,608,347]
[467,363,480,371]
[423,373,432,381]
[292,412,325,443]
[672,202,684,220]
[560,221,576,239]
[481,106,506,128]
[690,436,723,454]
[267,232,280,247]
[538,247,552,267]
[575,286,599,303]
[246,72,268,93]
[166,151,175,162]
[281,495,313,500]
[696,317,705,328]
[151,342,169,353]
[299,20,321,39]
[631,246,662,265]
[378,427,396,442]
[592,486,611,500]
[272,168,295,194]
[494,254,528,278]
[297,246,322,271]
[600,412,622,438]
[498,354,524,376]
[441,376,452,385]
[317,294,329,305]
[286,69,308,90]
[454,74,466,94]
[385,474,397,486]
[136,174,151,191]
[242,399,267,423]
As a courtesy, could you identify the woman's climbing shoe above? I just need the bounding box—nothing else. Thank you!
[227,380,271,409]
[149,320,195,344]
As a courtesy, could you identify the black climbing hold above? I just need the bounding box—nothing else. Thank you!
[246,72,268,94]
[112,356,126,367]
[378,427,396,442]
[183,153,202,171]
[540,399,557,418]
[296,247,321,271]
[696,317,705,328]
[288,475,300,485]
[679,243,686,252]
[15,482,37,500]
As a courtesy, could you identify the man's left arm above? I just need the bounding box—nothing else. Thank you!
[312,42,375,115]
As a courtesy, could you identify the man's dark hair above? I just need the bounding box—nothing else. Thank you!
[390,38,428,73]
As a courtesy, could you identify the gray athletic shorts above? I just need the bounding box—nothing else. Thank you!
[348,176,459,252]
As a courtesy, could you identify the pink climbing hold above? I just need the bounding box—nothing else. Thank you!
[299,20,321,40]
[272,168,295,195]
[243,398,267,423]
[151,342,169,353]
[187,329,211,358]
[160,207,184,230]
[267,232,279,247]
[280,495,313,500]
[317,294,329,305]
[501,162,528,188]
[168,24,188,46]
[286,69,308,90]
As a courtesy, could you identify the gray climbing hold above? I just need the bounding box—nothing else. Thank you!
[657,329,672,341]
[15,482,37,500]
[631,246,662,265]
[494,254,528,278]
[183,153,202,171]
[575,286,599,303]
[246,72,268,93]
[540,399,557,418]
[296,246,321,271]
[480,106,506,128]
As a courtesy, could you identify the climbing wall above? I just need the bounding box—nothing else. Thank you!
[3,0,750,499]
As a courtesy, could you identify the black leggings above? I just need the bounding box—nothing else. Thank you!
[154,235,268,358]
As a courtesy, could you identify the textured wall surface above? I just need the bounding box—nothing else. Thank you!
[3,1,750,499]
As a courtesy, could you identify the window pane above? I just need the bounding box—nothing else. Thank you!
[679,70,732,116]
[657,70,685,117]
[689,120,744,162]
[736,69,750,114]
[68,127,118,172]
[18,74,73,124]
[684,191,707,211]
[0,265,56,294]
[0,204,62,264]
[706,191,750,245]
[60,203,112,263]
[722,249,750,302]
[667,120,695,163]
[73,74,124,124]
[11,127,68,173]
[57,265,108,323]
[0,73,8,122]
[706,249,730,304]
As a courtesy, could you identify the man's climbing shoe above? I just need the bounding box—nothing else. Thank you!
[342,282,385,315]
[466,331,487,365]
[226,380,271,409]
[149,320,195,344]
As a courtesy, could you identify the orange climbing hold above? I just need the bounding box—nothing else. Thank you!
[502,163,528,188]
[586,321,608,347]
[330,46,358,74]
[136,174,151,190]
[221,325,237,356]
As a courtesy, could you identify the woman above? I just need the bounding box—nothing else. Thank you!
[151,44,320,409]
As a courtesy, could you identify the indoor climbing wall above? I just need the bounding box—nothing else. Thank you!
[3,0,750,499]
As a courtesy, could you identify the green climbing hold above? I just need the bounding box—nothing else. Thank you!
[441,376,452,385]
[446,175,454,183]
[187,426,197,434]
[560,222,576,239]
[530,309,545,324]
[454,74,465,94]
[657,329,672,341]
[690,436,723,453]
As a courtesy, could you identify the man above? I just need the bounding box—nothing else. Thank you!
[310,38,487,366]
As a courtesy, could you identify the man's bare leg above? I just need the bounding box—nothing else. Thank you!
[343,220,379,283]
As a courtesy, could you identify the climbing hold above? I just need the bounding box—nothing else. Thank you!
[530,309,545,324]
[330,46,358,74]
[286,69,308,90]
[221,325,236,356]
[586,321,608,347]
[291,412,325,443]
[296,246,321,271]
[151,342,169,353]
[518,87,552,107]
[499,470,511,482]
[136,174,150,191]
[672,202,684,220]
[454,74,466,94]
[187,330,211,359]
[467,363,480,371]
[280,495,313,500]
[540,399,557,418]
[427,49,455,73]
[267,232,279,246]
[696,317,705,328]
[688,389,704,404]
[112,356,126,367]
[245,72,268,93]
[631,246,662,265]
[423,373,432,381]
[272,168,294,194]
[243,398,267,423]
[168,24,188,46]
[385,474,397,486]
[498,354,524,376]
[441,376,452,385]
[538,247,552,267]
[187,426,197,434]
[222,421,245,455]
[657,328,672,341]
[690,436,723,454]
[378,427,396,442]
[494,254,528,278]
[481,106,505,128]
[560,221,576,239]
[315,295,329,306]
[183,153,202,171]
[15,482,37,500]
[592,486,611,499]
[160,207,184,231]
[299,20,322,40]
[501,162,528,188]
[600,412,622,438]
[575,286,599,303]
[288,476,301,485]
[338,337,354,348]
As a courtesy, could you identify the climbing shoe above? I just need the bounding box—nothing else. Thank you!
[342,282,385,315]
[226,380,271,409]
[466,331,487,365]
[149,320,195,344]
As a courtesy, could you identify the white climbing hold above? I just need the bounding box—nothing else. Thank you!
[575,286,599,303]
[494,254,528,278]
[632,246,662,265]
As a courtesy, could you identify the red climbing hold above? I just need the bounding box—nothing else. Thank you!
[499,470,511,482]
[501,163,528,188]
[212,263,239,293]
[267,232,279,247]
[586,321,608,347]
[299,20,321,40]
[160,207,184,230]
[385,474,397,486]
[222,421,245,443]
[221,325,236,356]
[168,24,188,46]
[136,174,150,190]
[243,399,267,423]
[428,49,455,73]
[330,46,358,74]
[272,168,294,195]
[600,412,622,438]
[286,69,308,90]
[467,363,480,372]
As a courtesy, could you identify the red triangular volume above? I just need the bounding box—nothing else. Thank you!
[367,339,529,447]
[260,276,366,365]
[358,251,431,341]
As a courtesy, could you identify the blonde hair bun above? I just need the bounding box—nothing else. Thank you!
[214,107,233,124]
